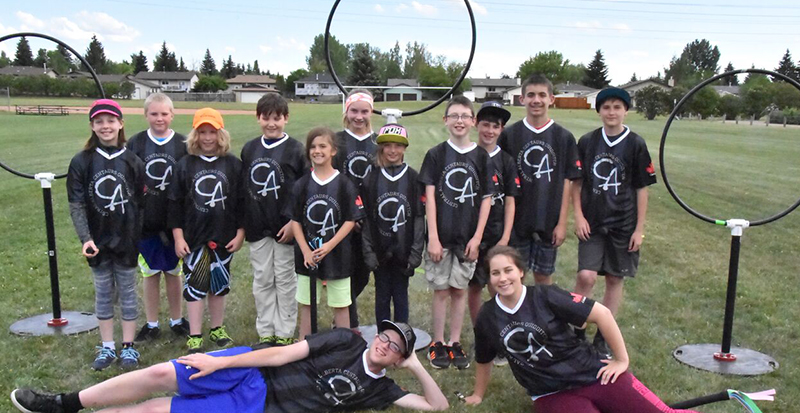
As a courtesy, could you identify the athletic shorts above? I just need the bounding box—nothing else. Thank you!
[469,246,490,288]
[137,234,181,276]
[425,248,475,291]
[296,275,351,308]
[171,346,266,413]
[183,245,233,302]
[513,236,557,276]
[578,228,639,277]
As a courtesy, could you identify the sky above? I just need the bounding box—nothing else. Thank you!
[2,0,800,86]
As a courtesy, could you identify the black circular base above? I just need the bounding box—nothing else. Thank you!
[357,324,432,352]
[673,344,778,376]
[10,311,98,336]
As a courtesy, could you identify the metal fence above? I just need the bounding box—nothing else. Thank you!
[163,92,235,102]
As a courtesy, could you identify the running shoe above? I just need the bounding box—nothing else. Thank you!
[428,341,450,369]
[91,346,117,371]
[449,342,470,369]
[134,324,160,342]
[120,346,140,370]
[187,336,204,354]
[170,318,191,336]
[274,337,297,346]
[259,335,278,344]
[10,389,64,413]
[209,326,233,347]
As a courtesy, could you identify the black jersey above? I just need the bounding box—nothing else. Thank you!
[483,147,521,246]
[418,140,496,249]
[168,154,243,250]
[126,129,187,237]
[361,163,423,265]
[499,119,581,242]
[66,146,145,262]
[290,170,365,280]
[333,129,377,187]
[241,134,306,242]
[260,329,408,413]
[577,126,657,232]
[474,285,605,398]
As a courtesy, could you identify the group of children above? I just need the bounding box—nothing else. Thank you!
[66,74,655,379]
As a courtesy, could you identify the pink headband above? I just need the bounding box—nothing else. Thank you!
[345,92,374,112]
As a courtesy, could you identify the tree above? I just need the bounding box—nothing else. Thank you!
[192,75,228,92]
[768,81,800,109]
[686,87,720,119]
[774,49,798,82]
[348,44,380,86]
[584,50,610,89]
[403,41,431,79]
[517,51,564,83]
[634,86,669,120]
[274,73,286,94]
[718,94,742,120]
[46,49,73,74]
[630,73,638,82]
[285,68,308,96]
[740,74,772,117]
[131,51,148,74]
[33,48,48,68]
[57,45,74,68]
[14,37,34,66]
[252,60,261,75]
[384,42,403,81]
[84,35,108,74]
[307,34,349,77]
[200,49,217,76]
[0,51,10,68]
[665,39,720,86]
[178,58,187,72]
[720,62,739,86]
[105,60,133,75]
[220,55,237,79]
[153,42,178,72]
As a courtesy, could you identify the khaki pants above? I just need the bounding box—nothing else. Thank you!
[250,237,297,337]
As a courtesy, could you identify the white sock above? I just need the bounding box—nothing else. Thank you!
[170,318,183,327]
[148,321,159,328]
[102,341,115,349]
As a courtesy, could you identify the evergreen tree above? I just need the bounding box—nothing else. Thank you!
[153,42,178,72]
[33,48,48,68]
[221,55,237,79]
[56,45,75,71]
[252,60,261,75]
[131,51,148,74]
[0,51,11,68]
[245,63,252,74]
[630,73,638,82]
[84,35,108,74]
[178,57,187,72]
[14,36,34,66]
[584,49,610,89]
[721,62,739,86]
[403,41,431,79]
[200,49,217,76]
[774,49,798,82]
[384,41,403,80]
[307,33,349,76]
[347,44,380,86]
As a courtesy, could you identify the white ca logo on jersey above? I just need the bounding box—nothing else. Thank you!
[523,145,553,182]
[94,175,129,213]
[347,155,372,179]
[307,200,338,236]
[250,162,280,199]
[593,158,620,195]
[445,168,476,206]
[503,327,553,363]
[195,175,227,209]
[322,374,357,406]
[145,158,172,191]
[378,197,407,233]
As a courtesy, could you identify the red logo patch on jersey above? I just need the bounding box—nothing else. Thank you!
[420,195,427,204]
[492,174,498,183]
[355,196,363,207]
[646,162,655,175]
[570,293,586,303]
[514,177,521,187]
[576,160,582,169]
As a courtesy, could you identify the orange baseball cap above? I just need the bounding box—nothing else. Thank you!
[193,108,224,130]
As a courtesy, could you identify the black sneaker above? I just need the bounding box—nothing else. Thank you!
[428,341,450,369]
[449,342,471,369]
[10,389,64,413]
[170,318,190,336]
[134,324,160,342]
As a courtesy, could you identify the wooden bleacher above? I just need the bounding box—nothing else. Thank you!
[15,105,70,116]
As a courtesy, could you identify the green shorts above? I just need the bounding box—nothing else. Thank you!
[295,275,351,308]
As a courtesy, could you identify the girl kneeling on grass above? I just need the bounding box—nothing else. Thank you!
[169,108,245,353]
[67,99,145,370]
[465,245,699,413]
[290,127,364,339]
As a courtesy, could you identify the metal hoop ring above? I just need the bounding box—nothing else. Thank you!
[658,68,800,226]
[0,32,106,180]
[324,0,476,117]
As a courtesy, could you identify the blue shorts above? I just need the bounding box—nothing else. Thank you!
[137,235,180,274]
[171,347,267,413]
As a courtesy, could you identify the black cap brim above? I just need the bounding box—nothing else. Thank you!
[379,320,416,358]
[477,105,511,124]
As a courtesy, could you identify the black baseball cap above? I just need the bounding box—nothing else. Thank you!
[595,87,631,112]
[379,320,416,358]
[477,101,511,125]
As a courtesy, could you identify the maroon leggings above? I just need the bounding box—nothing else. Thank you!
[533,372,699,413]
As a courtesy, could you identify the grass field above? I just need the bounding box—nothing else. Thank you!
[1,98,798,412]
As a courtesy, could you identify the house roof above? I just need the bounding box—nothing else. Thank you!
[0,66,58,76]
[616,78,671,90]
[469,78,519,88]
[387,78,420,87]
[233,87,281,93]
[135,71,198,81]
[227,74,276,84]
[554,83,598,93]
[296,72,335,83]
[711,85,741,95]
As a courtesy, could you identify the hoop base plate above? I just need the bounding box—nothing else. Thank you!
[10,311,98,336]
[357,324,432,352]
[673,344,778,376]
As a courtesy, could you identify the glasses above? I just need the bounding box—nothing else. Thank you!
[378,332,403,354]
[445,114,473,121]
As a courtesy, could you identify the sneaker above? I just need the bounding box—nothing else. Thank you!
[449,342,470,369]
[120,346,140,370]
[428,341,450,369]
[259,335,278,344]
[187,336,204,354]
[209,326,233,347]
[493,355,508,366]
[170,318,191,336]
[92,346,117,371]
[134,324,160,342]
[10,389,64,413]
[273,336,297,346]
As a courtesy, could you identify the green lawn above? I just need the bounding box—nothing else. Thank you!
[0,100,798,412]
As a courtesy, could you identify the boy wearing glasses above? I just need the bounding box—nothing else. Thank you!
[11,321,449,413]
[419,96,495,370]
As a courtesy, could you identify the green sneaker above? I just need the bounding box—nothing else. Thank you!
[274,336,297,346]
[209,326,233,347]
[186,336,203,354]
[259,335,278,344]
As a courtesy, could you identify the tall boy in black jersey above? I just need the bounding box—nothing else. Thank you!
[572,88,656,351]
[241,94,306,345]
[498,75,581,285]
[419,96,494,370]
[127,93,190,342]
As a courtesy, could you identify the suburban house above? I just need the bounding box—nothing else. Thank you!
[0,65,59,78]
[96,74,161,100]
[294,72,341,100]
[616,78,673,108]
[553,83,599,110]
[134,71,199,93]
[232,87,280,103]
[469,77,520,102]
[226,74,277,91]
[384,79,422,101]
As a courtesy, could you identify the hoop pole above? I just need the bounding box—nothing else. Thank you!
[716,232,741,359]
[39,178,67,326]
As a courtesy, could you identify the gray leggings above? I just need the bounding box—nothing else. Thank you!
[90,258,138,321]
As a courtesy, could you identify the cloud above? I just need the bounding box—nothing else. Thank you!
[611,23,631,33]
[225,46,236,53]
[374,4,384,12]
[446,0,486,15]
[411,1,438,16]
[574,21,631,35]
[74,11,140,42]
[50,17,95,41]
[395,3,409,13]
[16,11,45,30]
[259,45,273,53]
[274,36,306,52]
